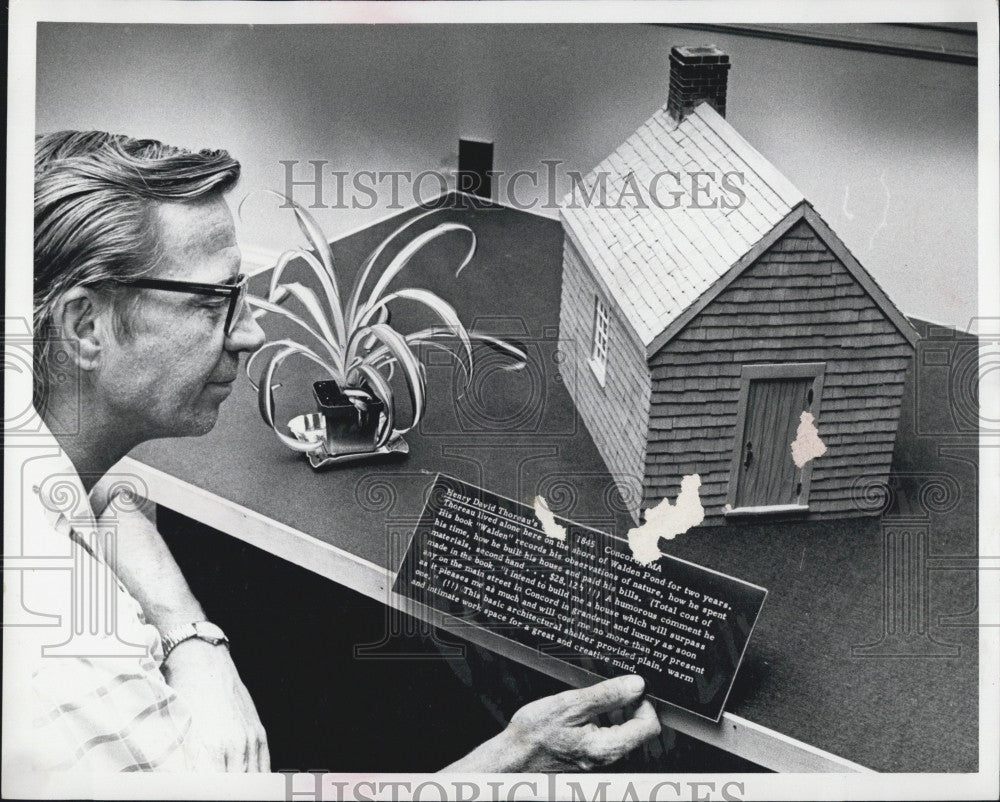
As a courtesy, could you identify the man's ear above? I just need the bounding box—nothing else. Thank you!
[53,287,110,371]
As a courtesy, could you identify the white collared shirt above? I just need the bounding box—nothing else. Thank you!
[3,421,199,772]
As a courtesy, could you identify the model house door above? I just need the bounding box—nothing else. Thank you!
[729,364,826,511]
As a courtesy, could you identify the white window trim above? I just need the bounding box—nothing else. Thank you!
[588,355,607,386]
[589,295,609,387]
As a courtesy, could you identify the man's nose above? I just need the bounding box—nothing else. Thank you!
[225,308,266,353]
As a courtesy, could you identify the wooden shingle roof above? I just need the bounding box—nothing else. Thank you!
[561,102,805,350]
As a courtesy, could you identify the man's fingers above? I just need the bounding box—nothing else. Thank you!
[580,699,661,764]
[216,746,234,772]
[247,727,269,773]
[219,738,249,772]
[259,736,271,773]
[560,675,647,721]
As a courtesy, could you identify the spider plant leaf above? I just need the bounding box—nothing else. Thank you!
[258,345,331,453]
[238,191,343,341]
[463,332,529,371]
[362,355,398,382]
[269,248,347,349]
[369,338,456,372]
[368,328,528,373]
[258,190,336,275]
[350,362,396,449]
[256,191,348,346]
[247,294,344,369]
[345,206,445,329]
[268,250,304,300]
[351,322,426,434]
[274,281,340,350]
[245,338,339,391]
[362,223,476,318]
[358,303,390,352]
[357,288,474,382]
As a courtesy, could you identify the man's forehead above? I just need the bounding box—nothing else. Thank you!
[153,198,240,278]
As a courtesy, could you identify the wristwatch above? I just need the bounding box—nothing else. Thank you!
[159,621,229,660]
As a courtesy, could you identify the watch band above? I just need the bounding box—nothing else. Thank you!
[159,620,229,660]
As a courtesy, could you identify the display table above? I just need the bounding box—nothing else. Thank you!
[127,196,978,773]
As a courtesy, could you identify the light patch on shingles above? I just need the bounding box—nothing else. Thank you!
[626,474,705,566]
[533,496,567,541]
[790,411,827,468]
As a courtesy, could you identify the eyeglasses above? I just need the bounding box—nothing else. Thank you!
[120,273,249,336]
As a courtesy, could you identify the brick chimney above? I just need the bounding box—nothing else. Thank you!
[667,45,731,122]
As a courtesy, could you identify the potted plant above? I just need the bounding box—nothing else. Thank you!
[244,193,526,462]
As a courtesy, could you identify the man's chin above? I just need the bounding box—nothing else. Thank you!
[186,384,236,434]
[175,406,222,439]
[138,394,228,442]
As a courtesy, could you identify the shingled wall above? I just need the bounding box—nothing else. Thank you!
[644,219,913,524]
[558,237,651,521]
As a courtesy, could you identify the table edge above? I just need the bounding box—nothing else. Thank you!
[120,456,873,774]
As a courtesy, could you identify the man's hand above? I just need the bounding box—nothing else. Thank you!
[443,675,660,772]
[161,639,270,772]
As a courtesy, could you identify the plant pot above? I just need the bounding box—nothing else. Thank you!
[312,380,386,455]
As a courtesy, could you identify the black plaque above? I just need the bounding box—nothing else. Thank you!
[393,474,767,721]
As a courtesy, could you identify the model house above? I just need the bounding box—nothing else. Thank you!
[558,45,918,525]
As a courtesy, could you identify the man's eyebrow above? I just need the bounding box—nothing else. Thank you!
[196,272,238,286]
[207,253,242,284]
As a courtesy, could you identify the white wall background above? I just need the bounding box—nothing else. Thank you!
[36,23,978,328]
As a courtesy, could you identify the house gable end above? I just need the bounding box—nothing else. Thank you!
[644,202,810,359]
[643,215,915,522]
[798,205,920,350]
[645,202,920,360]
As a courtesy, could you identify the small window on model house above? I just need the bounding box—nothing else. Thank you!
[589,296,609,386]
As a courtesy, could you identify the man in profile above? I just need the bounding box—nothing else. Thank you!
[4,130,660,774]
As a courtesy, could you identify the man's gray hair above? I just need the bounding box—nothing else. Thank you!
[33,131,241,410]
